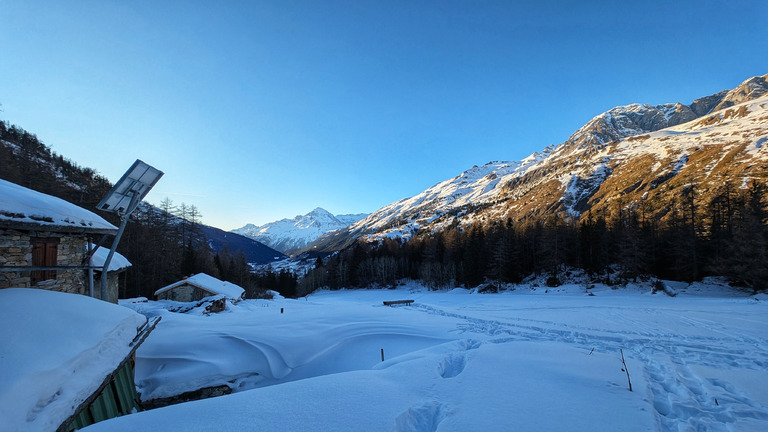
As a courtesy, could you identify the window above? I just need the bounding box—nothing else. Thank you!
[31,237,59,284]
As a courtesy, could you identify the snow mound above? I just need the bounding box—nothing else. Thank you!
[0,289,147,432]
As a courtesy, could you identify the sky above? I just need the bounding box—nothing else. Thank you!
[1,1,767,231]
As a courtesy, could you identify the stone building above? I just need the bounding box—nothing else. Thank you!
[90,244,132,304]
[0,179,119,300]
[155,273,245,302]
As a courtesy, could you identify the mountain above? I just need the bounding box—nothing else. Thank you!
[199,225,285,264]
[232,207,368,255]
[308,74,768,252]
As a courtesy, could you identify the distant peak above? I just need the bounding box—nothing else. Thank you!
[308,207,331,215]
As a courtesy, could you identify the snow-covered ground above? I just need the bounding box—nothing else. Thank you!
[87,280,768,432]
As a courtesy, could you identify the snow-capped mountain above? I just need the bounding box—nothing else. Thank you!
[233,208,368,254]
[309,74,768,251]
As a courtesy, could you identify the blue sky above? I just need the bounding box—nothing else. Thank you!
[1,1,766,230]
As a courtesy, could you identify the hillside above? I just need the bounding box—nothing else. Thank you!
[201,225,285,263]
[309,74,768,250]
[0,122,114,211]
[0,121,284,298]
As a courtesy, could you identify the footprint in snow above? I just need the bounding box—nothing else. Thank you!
[392,401,445,432]
[438,353,466,379]
[438,339,480,378]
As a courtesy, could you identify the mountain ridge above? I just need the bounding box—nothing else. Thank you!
[305,73,768,253]
[233,207,368,255]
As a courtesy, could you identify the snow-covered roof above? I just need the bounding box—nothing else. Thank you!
[154,273,245,299]
[89,244,132,272]
[0,179,117,234]
[0,288,147,432]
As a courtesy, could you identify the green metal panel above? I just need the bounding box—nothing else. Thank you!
[89,385,119,423]
[113,362,140,414]
[62,361,141,431]
[66,408,93,431]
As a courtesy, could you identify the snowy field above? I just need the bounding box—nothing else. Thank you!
[86,280,768,432]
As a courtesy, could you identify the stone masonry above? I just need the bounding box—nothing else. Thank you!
[0,229,89,294]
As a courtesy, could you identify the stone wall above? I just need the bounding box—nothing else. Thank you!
[156,283,213,302]
[57,235,89,295]
[94,272,120,304]
[0,229,89,295]
[0,229,32,288]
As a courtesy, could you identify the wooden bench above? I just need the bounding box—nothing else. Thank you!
[383,299,414,306]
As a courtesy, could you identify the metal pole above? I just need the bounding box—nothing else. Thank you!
[100,192,140,301]
[87,241,95,298]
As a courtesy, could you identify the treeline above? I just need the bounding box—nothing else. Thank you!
[118,199,291,299]
[120,199,214,298]
[300,182,767,294]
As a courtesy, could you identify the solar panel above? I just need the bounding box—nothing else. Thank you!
[97,160,164,216]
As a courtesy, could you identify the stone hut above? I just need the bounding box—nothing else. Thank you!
[89,244,132,304]
[155,273,245,302]
[0,179,119,300]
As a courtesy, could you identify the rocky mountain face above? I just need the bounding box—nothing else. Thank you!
[712,75,768,111]
[308,74,768,252]
[565,74,768,151]
[233,208,368,255]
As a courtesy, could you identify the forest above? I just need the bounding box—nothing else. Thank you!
[299,181,768,296]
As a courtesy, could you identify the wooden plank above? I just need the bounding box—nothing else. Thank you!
[0,219,118,235]
[383,299,414,306]
[0,265,103,272]
[44,242,57,281]
[31,241,47,283]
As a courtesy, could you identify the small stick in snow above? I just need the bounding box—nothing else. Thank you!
[620,349,632,392]
[589,347,595,355]
[381,348,385,362]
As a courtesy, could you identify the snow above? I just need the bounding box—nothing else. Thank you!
[560,163,612,216]
[233,208,368,253]
[254,255,317,276]
[154,273,244,299]
[84,281,768,432]
[0,179,117,232]
[89,243,132,272]
[747,135,767,157]
[351,149,554,240]
[0,288,147,432]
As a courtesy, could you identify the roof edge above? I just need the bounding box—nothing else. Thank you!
[0,220,118,235]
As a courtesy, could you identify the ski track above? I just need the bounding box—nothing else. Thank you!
[410,303,768,431]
